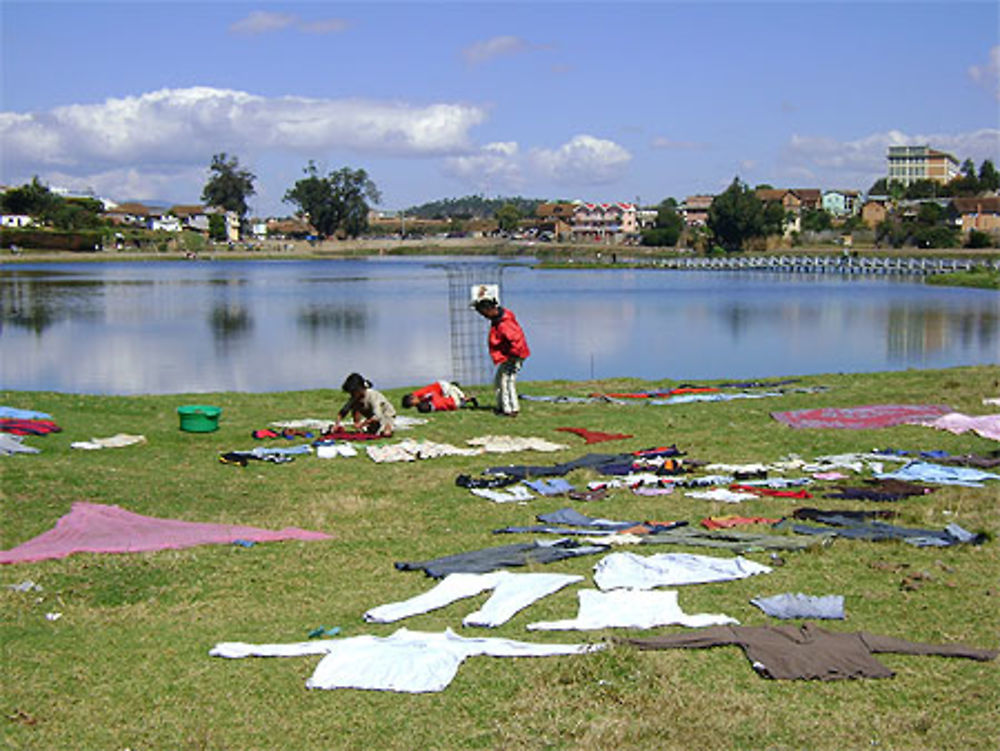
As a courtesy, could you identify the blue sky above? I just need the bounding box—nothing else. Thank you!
[2,0,998,216]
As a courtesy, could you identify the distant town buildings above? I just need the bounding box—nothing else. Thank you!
[569,202,637,243]
[534,202,576,239]
[101,203,241,242]
[951,196,1000,235]
[887,145,960,186]
[680,195,713,226]
[861,199,888,229]
[2,143,996,247]
[822,190,861,217]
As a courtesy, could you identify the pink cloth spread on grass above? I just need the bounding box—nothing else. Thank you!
[908,413,1000,442]
[0,502,332,564]
[770,404,952,430]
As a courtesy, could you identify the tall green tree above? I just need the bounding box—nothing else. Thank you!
[201,153,256,218]
[877,201,958,249]
[50,198,104,230]
[800,208,832,233]
[1,178,103,229]
[868,178,889,195]
[208,213,227,241]
[762,202,787,236]
[495,202,521,233]
[707,177,767,251]
[283,162,381,238]
[948,159,979,196]
[1,177,60,216]
[978,159,999,192]
[641,199,684,246]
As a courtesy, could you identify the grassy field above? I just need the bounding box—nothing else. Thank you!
[2,366,999,750]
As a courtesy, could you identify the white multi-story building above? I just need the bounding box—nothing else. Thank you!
[887,145,960,186]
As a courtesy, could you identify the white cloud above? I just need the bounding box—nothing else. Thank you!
[968,45,1000,100]
[443,135,632,193]
[229,11,296,35]
[779,128,1000,188]
[462,35,537,65]
[44,166,205,205]
[229,11,349,36]
[0,87,488,174]
[443,142,524,192]
[531,135,632,185]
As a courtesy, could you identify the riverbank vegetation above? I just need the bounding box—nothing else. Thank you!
[3,366,998,750]
[925,268,1000,290]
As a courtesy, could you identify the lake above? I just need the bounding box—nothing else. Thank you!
[1,256,997,395]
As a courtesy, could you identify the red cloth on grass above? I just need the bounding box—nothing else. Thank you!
[556,427,634,444]
[0,418,62,436]
[729,484,813,499]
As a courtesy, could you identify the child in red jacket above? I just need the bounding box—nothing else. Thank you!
[473,296,530,417]
[401,381,478,413]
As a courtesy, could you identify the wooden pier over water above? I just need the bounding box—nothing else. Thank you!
[644,254,999,276]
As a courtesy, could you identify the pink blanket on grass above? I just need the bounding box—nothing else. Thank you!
[0,502,332,564]
[770,404,952,430]
[908,413,1000,442]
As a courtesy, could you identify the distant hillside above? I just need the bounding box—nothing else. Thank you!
[403,195,552,220]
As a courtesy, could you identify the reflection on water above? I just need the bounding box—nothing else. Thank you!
[296,304,370,340]
[209,304,253,353]
[1,258,997,394]
[1,274,106,335]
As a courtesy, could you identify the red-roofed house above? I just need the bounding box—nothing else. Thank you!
[952,196,1000,235]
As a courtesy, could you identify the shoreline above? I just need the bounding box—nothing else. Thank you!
[3,235,999,264]
[3,240,997,289]
[4,363,996,400]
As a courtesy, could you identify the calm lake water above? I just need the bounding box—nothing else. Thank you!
[1,256,997,395]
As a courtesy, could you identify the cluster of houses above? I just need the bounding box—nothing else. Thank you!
[3,146,997,247]
[529,146,996,245]
[532,189,1000,245]
[0,195,313,244]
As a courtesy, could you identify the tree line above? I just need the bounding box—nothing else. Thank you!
[402,195,543,221]
[202,154,380,239]
[1,178,105,231]
[6,152,998,248]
